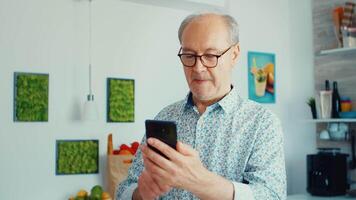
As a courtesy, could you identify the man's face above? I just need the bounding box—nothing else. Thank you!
[180,15,240,101]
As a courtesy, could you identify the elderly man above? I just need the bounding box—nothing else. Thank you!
[117,12,286,200]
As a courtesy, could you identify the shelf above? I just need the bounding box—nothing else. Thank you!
[307,118,356,123]
[319,46,356,55]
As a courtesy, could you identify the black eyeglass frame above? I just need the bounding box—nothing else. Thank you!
[177,45,235,68]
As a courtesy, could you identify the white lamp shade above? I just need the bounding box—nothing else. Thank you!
[83,98,98,121]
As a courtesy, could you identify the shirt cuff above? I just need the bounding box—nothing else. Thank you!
[232,181,254,200]
[116,183,137,200]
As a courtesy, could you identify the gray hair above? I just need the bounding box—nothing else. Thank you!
[178,12,239,44]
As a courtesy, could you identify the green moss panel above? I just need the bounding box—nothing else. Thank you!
[14,73,49,122]
[56,140,99,175]
[108,78,135,122]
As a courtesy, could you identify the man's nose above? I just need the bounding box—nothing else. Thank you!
[192,57,207,72]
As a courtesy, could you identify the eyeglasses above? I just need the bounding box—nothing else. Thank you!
[177,45,234,68]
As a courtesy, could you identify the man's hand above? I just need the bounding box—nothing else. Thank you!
[141,138,234,200]
[141,138,210,191]
[133,169,171,200]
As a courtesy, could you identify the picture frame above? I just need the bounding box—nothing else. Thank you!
[55,140,99,175]
[107,78,135,122]
[247,51,276,104]
[13,72,49,122]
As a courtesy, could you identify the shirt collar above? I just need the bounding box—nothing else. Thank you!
[183,92,194,110]
[183,85,241,114]
[217,85,241,114]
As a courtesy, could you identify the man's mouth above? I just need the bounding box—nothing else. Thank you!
[192,79,209,83]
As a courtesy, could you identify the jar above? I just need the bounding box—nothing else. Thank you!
[341,27,356,48]
[340,96,352,112]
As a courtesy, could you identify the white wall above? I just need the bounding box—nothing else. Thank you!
[228,0,316,195]
[285,0,316,194]
[0,0,315,199]
[0,1,189,199]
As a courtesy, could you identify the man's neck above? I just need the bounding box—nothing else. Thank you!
[193,86,232,115]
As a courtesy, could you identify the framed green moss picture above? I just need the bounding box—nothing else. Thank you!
[14,72,49,122]
[107,78,135,122]
[56,140,99,175]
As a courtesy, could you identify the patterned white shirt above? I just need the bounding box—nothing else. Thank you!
[116,87,287,200]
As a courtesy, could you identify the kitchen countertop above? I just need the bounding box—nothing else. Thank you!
[287,194,354,200]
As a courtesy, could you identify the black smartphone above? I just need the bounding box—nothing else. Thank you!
[145,120,177,159]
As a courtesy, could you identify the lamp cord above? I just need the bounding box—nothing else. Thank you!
[89,0,92,96]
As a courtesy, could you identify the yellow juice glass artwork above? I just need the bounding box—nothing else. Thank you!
[255,69,267,97]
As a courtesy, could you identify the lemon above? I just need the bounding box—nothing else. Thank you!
[77,189,88,197]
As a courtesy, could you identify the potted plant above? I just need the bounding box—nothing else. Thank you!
[307,97,317,119]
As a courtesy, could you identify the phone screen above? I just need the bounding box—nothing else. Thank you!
[145,120,177,159]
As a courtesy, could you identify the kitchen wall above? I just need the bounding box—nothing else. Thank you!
[286,0,316,193]
[0,0,315,199]
[227,0,315,194]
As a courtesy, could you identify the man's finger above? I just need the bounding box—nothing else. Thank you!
[147,138,180,161]
[143,155,170,179]
[143,143,177,169]
[176,141,196,156]
[141,170,161,198]
[145,159,172,194]
[143,167,171,195]
[138,174,154,200]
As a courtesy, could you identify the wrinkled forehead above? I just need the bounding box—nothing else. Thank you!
[180,16,231,52]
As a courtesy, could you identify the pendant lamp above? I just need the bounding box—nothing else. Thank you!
[83,0,98,121]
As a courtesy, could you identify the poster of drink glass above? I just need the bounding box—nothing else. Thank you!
[248,51,276,103]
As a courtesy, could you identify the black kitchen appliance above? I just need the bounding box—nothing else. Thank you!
[307,148,349,196]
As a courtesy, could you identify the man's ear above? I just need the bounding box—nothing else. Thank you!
[231,43,240,66]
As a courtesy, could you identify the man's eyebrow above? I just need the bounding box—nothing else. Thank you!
[181,47,219,53]
[181,47,196,53]
[205,48,219,52]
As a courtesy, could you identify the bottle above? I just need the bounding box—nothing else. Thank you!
[331,81,341,118]
[325,80,330,91]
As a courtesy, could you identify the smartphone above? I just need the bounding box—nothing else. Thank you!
[145,120,177,159]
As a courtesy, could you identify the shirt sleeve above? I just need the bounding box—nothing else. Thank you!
[242,111,287,200]
[232,181,254,200]
[117,183,137,200]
